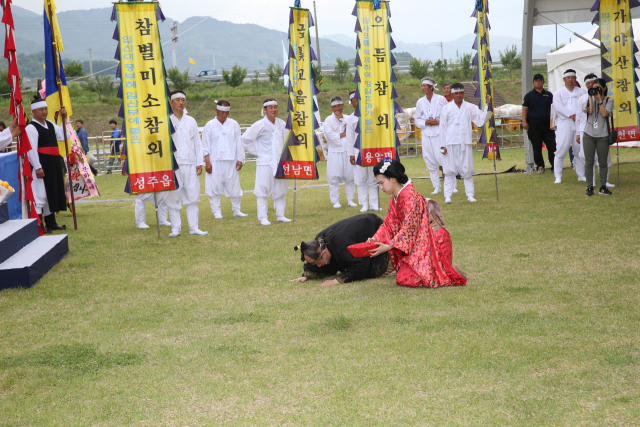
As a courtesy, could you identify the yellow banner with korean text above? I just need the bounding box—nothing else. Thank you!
[277,7,320,180]
[599,0,640,142]
[115,2,176,194]
[353,0,401,167]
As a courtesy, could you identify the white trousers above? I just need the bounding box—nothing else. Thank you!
[254,165,289,220]
[555,120,584,181]
[135,193,168,225]
[422,135,442,191]
[205,160,243,215]
[353,164,378,209]
[441,144,474,199]
[165,165,201,233]
[326,151,355,204]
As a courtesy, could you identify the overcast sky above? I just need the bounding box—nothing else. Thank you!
[20,0,596,49]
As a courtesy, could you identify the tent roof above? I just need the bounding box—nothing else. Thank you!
[532,0,640,26]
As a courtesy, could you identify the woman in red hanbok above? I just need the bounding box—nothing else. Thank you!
[368,159,467,288]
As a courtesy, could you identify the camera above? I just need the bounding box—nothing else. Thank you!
[588,86,602,96]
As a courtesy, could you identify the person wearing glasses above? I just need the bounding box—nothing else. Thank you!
[289,213,393,287]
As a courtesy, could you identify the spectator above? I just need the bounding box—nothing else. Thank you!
[107,119,122,174]
[522,73,556,173]
[443,82,453,103]
[0,121,8,152]
[75,119,89,153]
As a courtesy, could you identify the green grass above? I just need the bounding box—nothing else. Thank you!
[1,145,640,425]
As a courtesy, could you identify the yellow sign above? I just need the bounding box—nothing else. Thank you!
[600,0,640,142]
[115,2,176,193]
[277,7,319,180]
[354,0,398,166]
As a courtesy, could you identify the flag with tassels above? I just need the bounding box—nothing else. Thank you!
[112,1,179,195]
[2,0,40,228]
[352,0,402,166]
[472,0,499,161]
[276,4,321,180]
[44,0,72,124]
[593,0,640,142]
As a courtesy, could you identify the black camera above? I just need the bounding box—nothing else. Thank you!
[588,86,602,96]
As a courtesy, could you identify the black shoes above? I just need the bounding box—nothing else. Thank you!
[586,186,594,196]
[599,185,612,196]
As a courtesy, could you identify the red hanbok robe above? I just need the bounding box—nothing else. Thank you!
[373,182,466,288]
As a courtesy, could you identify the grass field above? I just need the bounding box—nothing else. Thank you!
[1,145,639,426]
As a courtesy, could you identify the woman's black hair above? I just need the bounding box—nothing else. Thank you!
[372,159,409,184]
[594,78,608,97]
[294,238,326,262]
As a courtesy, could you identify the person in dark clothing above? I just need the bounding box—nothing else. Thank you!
[522,73,556,173]
[290,213,393,287]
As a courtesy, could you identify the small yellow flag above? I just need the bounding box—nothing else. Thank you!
[189,58,197,65]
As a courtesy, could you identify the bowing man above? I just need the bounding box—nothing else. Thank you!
[553,69,586,184]
[164,90,208,237]
[415,77,448,195]
[323,96,357,209]
[346,90,379,212]
[241,99,292,226]
[438,83,490,204]
[202,100,247,219]
[25,94,68,231]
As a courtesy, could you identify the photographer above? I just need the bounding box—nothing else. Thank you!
[581,78,613,196]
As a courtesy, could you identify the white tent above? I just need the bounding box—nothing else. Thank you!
[546,23,640,94]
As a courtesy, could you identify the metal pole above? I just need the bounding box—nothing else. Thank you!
[153,193,160,240]
[556,24,558,50]
[88,48,93,77]
[313,1,321,72]
[440,42,444,61]
[293,179,297,222]
[47,1,77,231]
[170,21,178,68]
[616,143,620,187]
[493,150,499,202]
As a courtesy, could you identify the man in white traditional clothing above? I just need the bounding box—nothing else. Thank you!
[0,116,21,151]
[161,90,208,237]
[346,90,379,212]
[415,77,448,194]
[202,100,247,219]
[323,96,357,209]
[553,69,586,184]
[25,94,68,231]
[438,83,490,204]
[575,73,614,189]
[241,99,292,226]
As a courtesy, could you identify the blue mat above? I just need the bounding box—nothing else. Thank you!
[0,152,22,220]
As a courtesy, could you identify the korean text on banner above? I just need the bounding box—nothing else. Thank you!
[598,0,640,142]
[277,7,321,180]
[115,2,176,194]
[473,0,500,160]
[353,0,402,167]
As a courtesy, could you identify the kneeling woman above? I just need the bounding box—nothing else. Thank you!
[290,214,394,286]
[368,159,467,288]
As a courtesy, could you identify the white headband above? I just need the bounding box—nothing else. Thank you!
[170,93,186,101]
[331,100,344,106]
[349,93,356,100]
[564,71,577,77]
[584,77,597,83]
[262,100,278,116]
[451,88,464,93]
[31,101,47,110]
[421,78,435,86]
[215,101,230,112]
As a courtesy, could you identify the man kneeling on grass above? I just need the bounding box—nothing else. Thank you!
[290,214,395,287]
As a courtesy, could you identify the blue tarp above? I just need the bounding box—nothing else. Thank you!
[0,152,22,220]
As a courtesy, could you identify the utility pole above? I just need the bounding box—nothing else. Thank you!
[170,21,178,68]
[213,53,216,74]
[555,24,558,50]
[88,48,93,78]
[440,42,444,61]
[313,1,321,72]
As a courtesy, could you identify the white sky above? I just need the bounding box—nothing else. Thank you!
[20,0,596,49]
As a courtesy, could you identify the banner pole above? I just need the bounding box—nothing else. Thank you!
[47,1,77,231]
[616,143,620,187]
[153,193,160,240]
[493,150,499,202]
[293,178,297,222]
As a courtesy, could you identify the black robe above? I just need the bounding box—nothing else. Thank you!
[34,120,67,213]
[303,213,389,283]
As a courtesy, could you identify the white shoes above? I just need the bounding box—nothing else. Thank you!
[137,223,150,229]
[159,221,172,227]
[277,216,292,223]
[360,206,369,213]
[578,177,586,182]
[453,188,459,194]
[168,231,180,238]
[606,182,615,188]
[554,179,561,184]
[431,189,441,195]
[213,213,223,219]
[467,197,477,203]
[189,229,208,236]
[444,197,452,204]
[347,201,358,207]
[333,203,341,208]
[233,211,248,217]
[259,219,271,226]
[370,207,382,211]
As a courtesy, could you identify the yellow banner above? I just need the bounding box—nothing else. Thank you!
[116,2,176,193]
[277,7,318,180]
[600,0,640,142]
[355,1,397,166]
